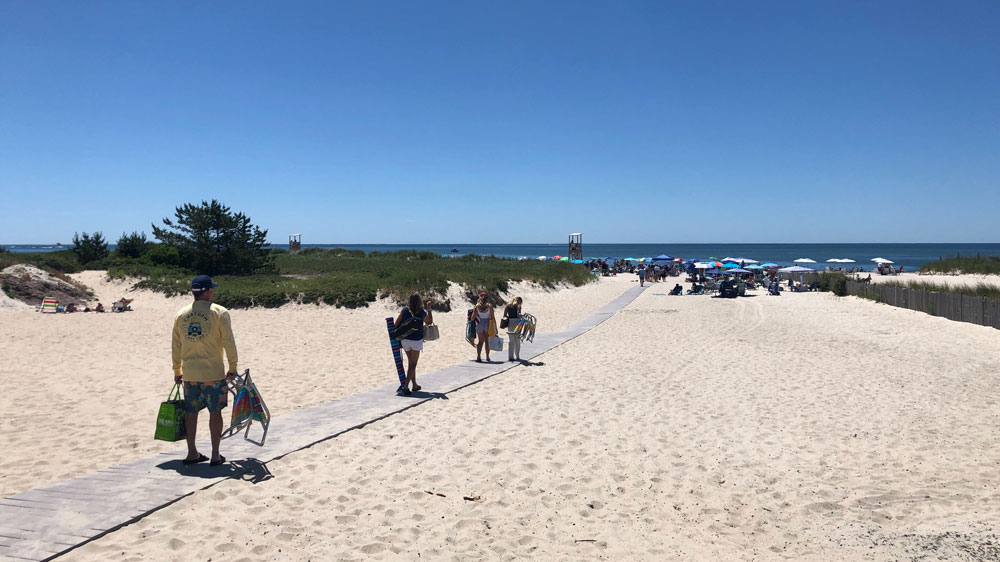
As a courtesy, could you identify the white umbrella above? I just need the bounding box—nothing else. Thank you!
[694,262,712,269]
[794,258,817,263]
[779,265,815,272]
[735,257,759,264]
[779,265,815,286]
[538,256,548,261]
[825,258,842,263]
[871,257,894,264]
[840,258,856,263]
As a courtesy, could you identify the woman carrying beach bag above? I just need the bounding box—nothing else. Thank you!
[470,292,496,362]
[394,294,433,395]
[503,296,523,362]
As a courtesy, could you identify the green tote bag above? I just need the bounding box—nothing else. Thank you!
[154,384,187,441]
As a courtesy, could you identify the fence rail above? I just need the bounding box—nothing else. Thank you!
[845,280,1000,330]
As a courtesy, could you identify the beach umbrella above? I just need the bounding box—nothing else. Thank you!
[722,257,738,263]
[538,256,547,260]
[745,264,764,270]
[794,258,817,264]
[728,268,751,273]
[722,262,740,269]
[840,259,856,263]
[779,265,814,285]
[761,262,779,268]
[735,257,759,264]
[826,258,843,263]
[706,268,725,274]
[571,259,583,264]
[654,254,672,260]
[624,257,638,262]
[603,257,616,261]
[694,262,712,269]
[871,257,894,264]
[553,255,562,260]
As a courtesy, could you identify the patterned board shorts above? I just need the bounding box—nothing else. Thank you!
[183,380,228,414]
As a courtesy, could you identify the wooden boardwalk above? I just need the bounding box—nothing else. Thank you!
[0,285,646,561]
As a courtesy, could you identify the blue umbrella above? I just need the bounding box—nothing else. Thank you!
[624,257,638,262]
[571,259,583,264]
[706,268,725,274]
[761,262,779,268]
[727,268,751,274]
[745,264,764,270]
[721,262,740,269]
[653,254,672,260]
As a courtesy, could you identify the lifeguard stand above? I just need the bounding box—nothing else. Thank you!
[568,233,583,261]
[289,233,301,253]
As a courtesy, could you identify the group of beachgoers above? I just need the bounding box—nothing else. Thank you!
[392,291,525,395]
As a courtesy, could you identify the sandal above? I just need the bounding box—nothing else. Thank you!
[182,454,209,465]
[412,384,421,392]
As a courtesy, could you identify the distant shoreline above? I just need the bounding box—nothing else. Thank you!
[6,242,998,272]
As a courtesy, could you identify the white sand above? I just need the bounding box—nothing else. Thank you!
[6,274,1000,560]
[0,271,636,498]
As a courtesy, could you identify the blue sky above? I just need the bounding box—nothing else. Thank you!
[1,1,997,244]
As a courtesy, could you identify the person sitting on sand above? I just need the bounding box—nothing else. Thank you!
[65,303,78,313]
[394,294,433,395]
[94,302,104,313]
[470,292,496,362]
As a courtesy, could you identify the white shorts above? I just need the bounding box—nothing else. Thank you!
[400,339,423,352]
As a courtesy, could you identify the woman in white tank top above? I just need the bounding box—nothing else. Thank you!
[469,291,496,362]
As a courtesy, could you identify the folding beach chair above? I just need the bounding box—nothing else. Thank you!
[39,297,58,313]
[222,369,270,446]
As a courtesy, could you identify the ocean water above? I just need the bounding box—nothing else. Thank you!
[5,243,999,272]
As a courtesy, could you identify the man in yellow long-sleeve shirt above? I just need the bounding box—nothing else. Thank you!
[172,275,238,466]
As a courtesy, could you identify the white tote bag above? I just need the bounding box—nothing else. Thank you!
[423,324,440,341]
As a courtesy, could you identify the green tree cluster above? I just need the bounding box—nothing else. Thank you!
[71,231,109,265]
[151,199,272,276]
[115,231,149,258]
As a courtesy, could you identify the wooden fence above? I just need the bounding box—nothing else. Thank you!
[845,280,1000,330]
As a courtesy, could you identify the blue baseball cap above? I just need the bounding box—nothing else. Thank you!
[191,275,218,292]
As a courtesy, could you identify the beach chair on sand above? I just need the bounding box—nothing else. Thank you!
[668,285,683,296]
[39,297,58,313]
[111,298,133,312]
[222,369,270,446]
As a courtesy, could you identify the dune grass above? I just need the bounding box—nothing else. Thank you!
[876,279,1000,300]
[919,255,1000,275]
[110,248,594,309]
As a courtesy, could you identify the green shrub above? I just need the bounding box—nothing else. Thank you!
[816,273,848,296]
[0,250,82,273]
[146,245,183,267]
